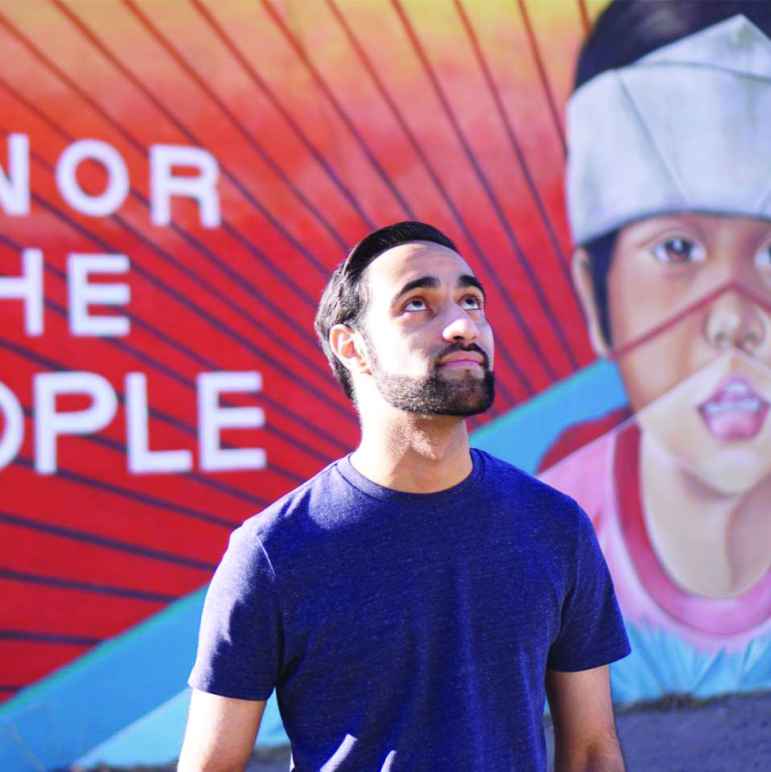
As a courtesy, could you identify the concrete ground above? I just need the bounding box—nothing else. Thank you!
[83,691,770,771]
[606,691,771,772]
[243,692,771,772]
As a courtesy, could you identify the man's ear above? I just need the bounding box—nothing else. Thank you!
[328,324,371,378]
[572,248,610,358]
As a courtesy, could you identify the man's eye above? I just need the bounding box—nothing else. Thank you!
[403,298,427,312]
[651,237,706,265]
[461,295,483,310]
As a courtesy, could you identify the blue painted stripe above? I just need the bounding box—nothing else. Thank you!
[0,631,101,646]
[0,510,216,571]
[0,568,176,604]
[13,456,238,529]
[471,358,628,473]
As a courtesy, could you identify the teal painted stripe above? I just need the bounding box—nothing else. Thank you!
[472,359,627,472]
[76,689,194,769]
[0,587,207,770]
[76,688,288,768]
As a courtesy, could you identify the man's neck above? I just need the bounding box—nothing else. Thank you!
[351,404,473,494]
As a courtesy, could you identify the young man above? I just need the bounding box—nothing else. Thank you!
[178,222,630,771]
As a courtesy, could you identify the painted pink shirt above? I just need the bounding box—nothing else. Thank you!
[541,419,771,653]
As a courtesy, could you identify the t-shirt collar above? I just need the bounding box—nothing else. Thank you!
[335,448,485,504]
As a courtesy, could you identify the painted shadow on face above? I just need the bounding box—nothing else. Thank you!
[574,213,771,489]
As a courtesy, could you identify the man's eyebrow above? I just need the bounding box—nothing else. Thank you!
[392,276,440,304]
[459,274,486,297]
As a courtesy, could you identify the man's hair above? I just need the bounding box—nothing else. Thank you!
[315,221,458,400]
[574,0,771,345]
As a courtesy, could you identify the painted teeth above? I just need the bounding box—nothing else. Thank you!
[704,398,762,415]
[723,382,751,397]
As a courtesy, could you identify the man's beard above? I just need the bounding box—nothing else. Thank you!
[366,340,495,417]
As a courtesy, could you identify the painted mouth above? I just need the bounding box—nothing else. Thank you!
[698,377,770,441]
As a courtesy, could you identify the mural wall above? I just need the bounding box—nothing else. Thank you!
[0,0,768,767]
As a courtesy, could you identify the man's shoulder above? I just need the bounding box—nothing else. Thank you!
[477,448,581,513]
[237,456,349,543]
[477,450,599,568]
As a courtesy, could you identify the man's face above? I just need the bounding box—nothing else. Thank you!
[355,241,495,416]
[604,213,771,492]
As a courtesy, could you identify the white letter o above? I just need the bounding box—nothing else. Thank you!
[56,139,129,217]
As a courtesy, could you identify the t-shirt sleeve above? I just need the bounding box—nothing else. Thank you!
[188,523,282,700]
[547,502,631,672]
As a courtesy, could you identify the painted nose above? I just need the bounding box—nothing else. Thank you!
[703,287,768,354]
[442,312,479,343]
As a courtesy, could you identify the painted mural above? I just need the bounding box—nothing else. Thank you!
[0,0,768,768]
[540,2,771,702]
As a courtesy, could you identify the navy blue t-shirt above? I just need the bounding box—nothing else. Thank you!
[189,450,630,770]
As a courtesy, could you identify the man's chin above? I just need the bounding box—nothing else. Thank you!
[437,403,493,417]
[373,369,495,416]
[418,383,495,417]
[442,388,495,416]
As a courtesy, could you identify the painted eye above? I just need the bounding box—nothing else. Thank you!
[461,294,483,310]
[754,243,771,270]
[651,237,706,265]
[403,297,427,312]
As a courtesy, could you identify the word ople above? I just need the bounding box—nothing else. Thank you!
[0,371,265,475]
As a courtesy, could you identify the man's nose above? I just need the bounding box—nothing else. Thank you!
[442,310,479,343]
[703,287,768,353]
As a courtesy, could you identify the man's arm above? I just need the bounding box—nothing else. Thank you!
[546,665,625,772]
[177,689,266,772]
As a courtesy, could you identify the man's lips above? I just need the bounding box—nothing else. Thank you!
[698,376,770,441]
[437,352,485,369]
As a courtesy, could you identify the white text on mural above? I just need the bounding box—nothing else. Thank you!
[0,134,267,475]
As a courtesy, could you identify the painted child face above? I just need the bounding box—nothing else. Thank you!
[582,213,771,493]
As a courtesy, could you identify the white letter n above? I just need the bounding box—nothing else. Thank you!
[0,134,29,216]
